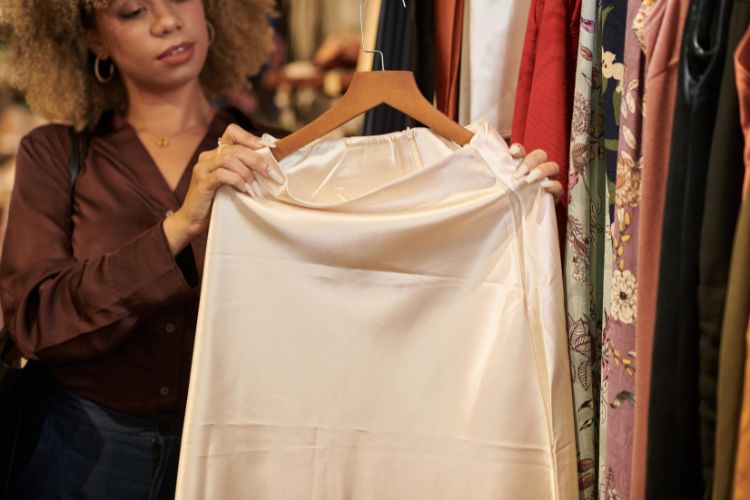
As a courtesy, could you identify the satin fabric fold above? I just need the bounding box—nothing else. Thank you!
[175,124,577,500]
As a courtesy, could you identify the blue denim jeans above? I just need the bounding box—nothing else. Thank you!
[9,376,183,500]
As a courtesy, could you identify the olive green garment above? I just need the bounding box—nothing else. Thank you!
[713,190,750,500]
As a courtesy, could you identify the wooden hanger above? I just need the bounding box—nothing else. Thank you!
[271,70,474,161]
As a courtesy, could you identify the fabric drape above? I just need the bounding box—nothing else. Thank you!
[510,0,582,237]
[563,0,601,496]
[629,0,690,497]
[737,24,750,199]
[716,169,750,500]
[595,0,628,494]
[434,0,465,120]
[602,1,647,497]
[362,0,435,135]
[697,0,750,494]
[175,124,578,500]
[455,0,530,137]
[725,23,750,500]
[733,313,750,498]
[646,0,734,495]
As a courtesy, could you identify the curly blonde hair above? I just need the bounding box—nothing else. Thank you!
[0,0,275,130]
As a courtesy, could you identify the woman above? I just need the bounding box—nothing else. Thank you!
[0,0,563,498]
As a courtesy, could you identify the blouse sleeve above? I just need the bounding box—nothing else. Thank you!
[0,128,197,363]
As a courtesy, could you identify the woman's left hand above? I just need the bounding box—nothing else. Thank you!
[508,143,564,202]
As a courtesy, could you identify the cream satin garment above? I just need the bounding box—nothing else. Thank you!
[175,123,577,500]
[458,0,531,137]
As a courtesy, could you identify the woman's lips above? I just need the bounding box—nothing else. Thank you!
[157,42,195,66]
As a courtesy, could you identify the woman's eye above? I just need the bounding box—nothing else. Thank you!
[120,7,145,19]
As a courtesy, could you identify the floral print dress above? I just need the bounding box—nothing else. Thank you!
[565,0,628,497]
[564,0,602,497]
[596,0,628,497]
[601,0,649,498]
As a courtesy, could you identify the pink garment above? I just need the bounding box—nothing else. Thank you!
[630,0,690,498]
[737,23,750,199]
[604,1,647,497]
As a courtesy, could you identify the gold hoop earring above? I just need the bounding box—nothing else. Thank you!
[94,55,115,84]
[206,20,215,45]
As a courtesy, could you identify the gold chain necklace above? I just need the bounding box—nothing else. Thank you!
[132,109,214,148]
[135,121,209,148]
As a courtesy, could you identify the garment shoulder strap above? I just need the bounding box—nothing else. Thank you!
[66,126,88,198]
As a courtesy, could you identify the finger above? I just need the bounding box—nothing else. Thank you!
[210,166,251,194]
[541,179,564,202]
[198,149,256,185]
[220,124,264,149]
[521,149,549,170]
[525,161,560,184]
[513,148,548,179]
[207,145,267,177]
[509,143,526,158]
[219,145,284,183]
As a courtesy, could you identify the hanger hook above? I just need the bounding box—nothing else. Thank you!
[360,0,407,71]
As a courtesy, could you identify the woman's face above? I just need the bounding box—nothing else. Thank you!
[90,0,210,93]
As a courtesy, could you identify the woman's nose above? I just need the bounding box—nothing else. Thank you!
[150,1,182,36]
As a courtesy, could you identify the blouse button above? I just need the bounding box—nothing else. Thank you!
[165,323,176,334]
[160,386,170,397]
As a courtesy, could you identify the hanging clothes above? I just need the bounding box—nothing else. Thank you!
[645,0,735,495]
[563,0,603,496]
[698,0,750,494]
[510,0,582,238]
[362,0,435,135]
[434,0,465,120]
[738,25,750,200]
[629,0,690,498]
[717,138,750,499]
[603,0,646,497]
[595,0,629,496]
[734,311,750,500]
[174,124,578,500]
[456,0,530,137]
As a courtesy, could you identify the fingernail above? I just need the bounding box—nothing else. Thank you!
[525,169,545,184]
[509,144,522,156]
[513,163,529,179]
[260,133,278,148]
[541,179,555,188]
[251,181,263,197]
[267,167,284,184]
[244,182,254,196]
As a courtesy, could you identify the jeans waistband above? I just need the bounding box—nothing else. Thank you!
[39,375,184,437]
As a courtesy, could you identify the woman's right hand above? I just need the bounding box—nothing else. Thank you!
[163,124,279,255]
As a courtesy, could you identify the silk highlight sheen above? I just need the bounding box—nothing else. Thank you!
[175,123,577,500]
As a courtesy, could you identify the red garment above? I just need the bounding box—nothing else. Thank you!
[434,0,465,120]
[511,0,581,235]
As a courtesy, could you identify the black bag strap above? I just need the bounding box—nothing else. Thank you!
[66,126,88,201]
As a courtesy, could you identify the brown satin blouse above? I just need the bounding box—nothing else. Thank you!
[0,108,243,416]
